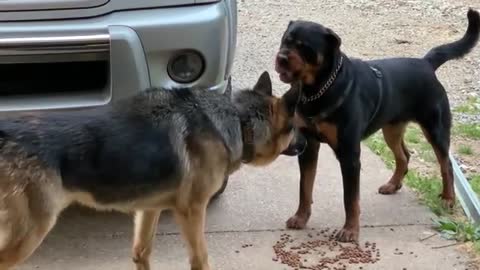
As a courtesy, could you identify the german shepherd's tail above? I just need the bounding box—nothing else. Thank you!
[424,8,480,71]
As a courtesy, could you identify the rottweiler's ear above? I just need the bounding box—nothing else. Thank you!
[282,81,302,116]
[253,71,273,96]
[325,27,342,50]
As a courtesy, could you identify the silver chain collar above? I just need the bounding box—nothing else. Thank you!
[301,55,344,104]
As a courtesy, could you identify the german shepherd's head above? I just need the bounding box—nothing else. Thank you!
[233,71,306,166]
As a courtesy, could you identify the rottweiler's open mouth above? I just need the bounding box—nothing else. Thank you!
[275,63,294,83]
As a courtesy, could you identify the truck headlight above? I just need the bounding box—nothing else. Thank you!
[167,50,204,83]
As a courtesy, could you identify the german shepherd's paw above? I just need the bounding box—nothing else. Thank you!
[335,226,359,243]
[286,212,310,229]
[378,182,402,195]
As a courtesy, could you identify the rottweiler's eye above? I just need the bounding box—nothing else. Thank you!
[296,42,310,50]
[300,45,318,64]
[284,37,294,44]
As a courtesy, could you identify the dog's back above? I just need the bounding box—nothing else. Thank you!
[0,88,240,206]
[355,9,480,126]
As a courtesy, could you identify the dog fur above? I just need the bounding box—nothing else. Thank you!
[275,9,480,242]
[0,72,305,270]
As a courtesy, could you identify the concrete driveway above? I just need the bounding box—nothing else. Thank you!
[19,0,480,269]
[19,148,473,270]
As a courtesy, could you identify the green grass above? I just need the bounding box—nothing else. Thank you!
[454,123,480,140]
[404,172,446,215]
[475,241,480,253]
[365,130,480,250]
[365,130,445,213]
[453,97,480,114]
[433,217,480,243]
[469,175,480,196]
[458,144,474,156]
[404,126,422,144]
[404,126,436,163]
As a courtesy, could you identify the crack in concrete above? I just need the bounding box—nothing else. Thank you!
[154,223,432,236]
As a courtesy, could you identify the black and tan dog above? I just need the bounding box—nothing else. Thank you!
[275,9,480,242]
[0,72,305,270]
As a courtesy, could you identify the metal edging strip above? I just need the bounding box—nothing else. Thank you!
[450,153,480,225]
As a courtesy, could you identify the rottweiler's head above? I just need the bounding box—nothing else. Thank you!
[275,20,342,85]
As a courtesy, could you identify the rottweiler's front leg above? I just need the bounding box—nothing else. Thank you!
[335,138,361,243]
[286,137,320,229]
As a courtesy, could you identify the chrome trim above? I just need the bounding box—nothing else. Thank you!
[0,33,110,55]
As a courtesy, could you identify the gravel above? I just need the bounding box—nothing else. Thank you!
[232,0,480,121]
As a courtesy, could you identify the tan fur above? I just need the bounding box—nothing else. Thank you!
[378,124,409,194]
[315,122,338,149]
[284,49,323,85]
[249,99,295,166]
[293,112,338,149]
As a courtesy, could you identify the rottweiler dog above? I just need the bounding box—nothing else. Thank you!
[275,9,480,242]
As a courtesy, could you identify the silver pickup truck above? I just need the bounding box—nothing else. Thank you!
[0,0,238,196]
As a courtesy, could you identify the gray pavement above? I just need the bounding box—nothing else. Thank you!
[19,147,475,270]
[17,0,480,269]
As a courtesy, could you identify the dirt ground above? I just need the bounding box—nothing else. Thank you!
[232,0,480,188]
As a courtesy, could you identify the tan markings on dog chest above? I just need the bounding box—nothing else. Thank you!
[315,122,338,149]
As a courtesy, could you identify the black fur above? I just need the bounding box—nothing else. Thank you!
[0,106,182,203]
[424,9,480,70]
[278,8,480,241]
[0,77,304,204]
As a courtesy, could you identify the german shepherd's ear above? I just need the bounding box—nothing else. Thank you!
[253,71,273,96]
[282,81,302,116]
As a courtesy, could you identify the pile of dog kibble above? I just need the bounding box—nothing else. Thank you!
[272,228,381,270]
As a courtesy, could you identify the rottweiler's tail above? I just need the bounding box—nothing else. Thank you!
[424,8,480,70]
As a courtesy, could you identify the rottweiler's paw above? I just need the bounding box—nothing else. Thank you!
[335,226,359,243]
[286,213,310,229]
[378,183,402,195]
[439,194,455,209]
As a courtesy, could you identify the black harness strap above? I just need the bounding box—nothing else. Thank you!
[302,79,354,123]
[367,66,384,124]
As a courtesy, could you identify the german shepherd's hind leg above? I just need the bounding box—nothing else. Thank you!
[132,210,162,270]
[0,192,58,270]
[418,102,455,208]
[174,201,210,270]
[378,123,410,194]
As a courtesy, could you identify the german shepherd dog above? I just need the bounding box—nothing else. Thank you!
[275,9,480,242]
[0,72,305,270]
